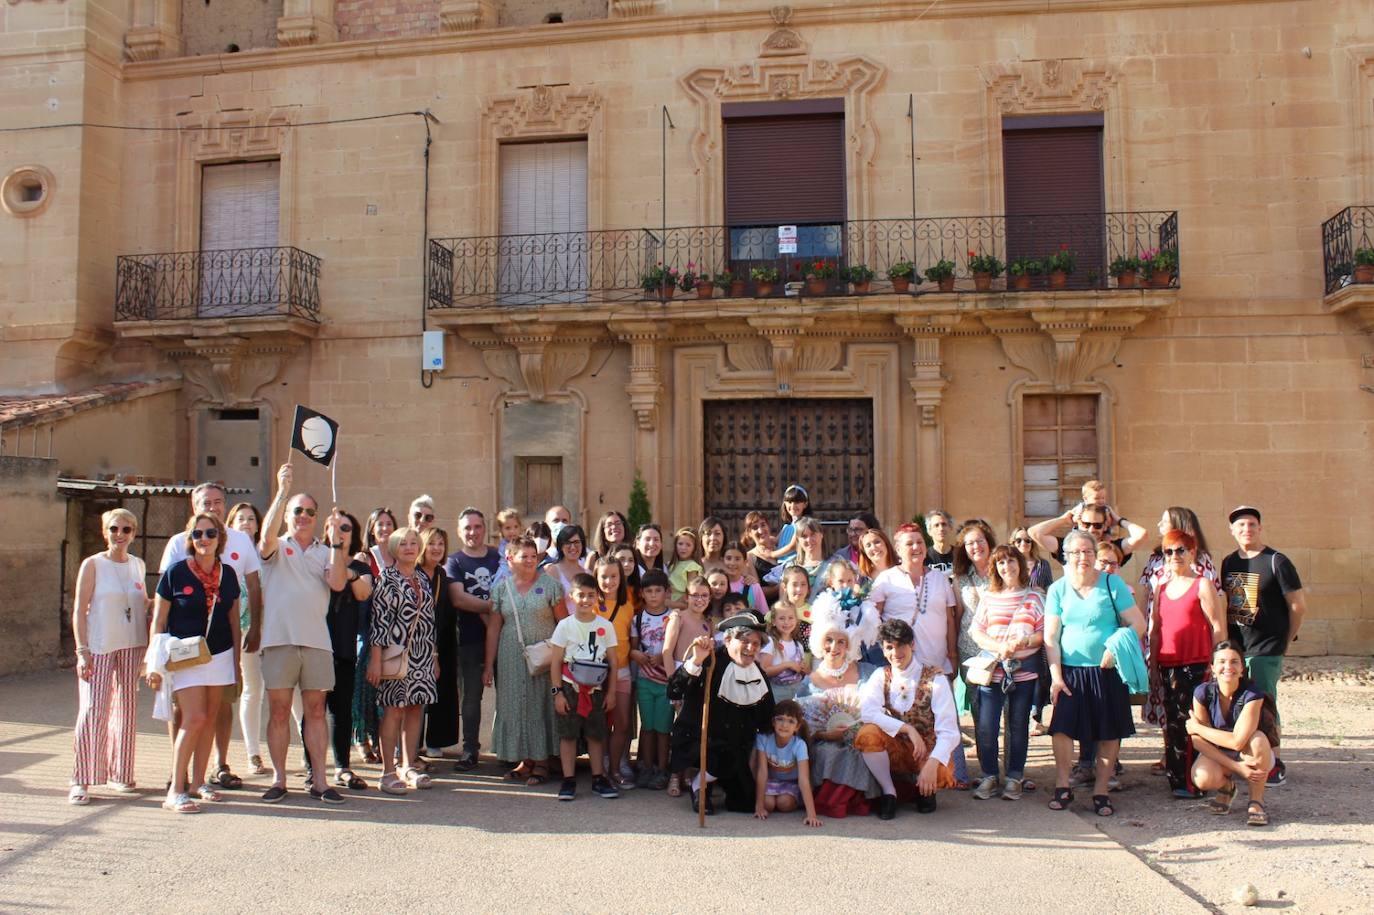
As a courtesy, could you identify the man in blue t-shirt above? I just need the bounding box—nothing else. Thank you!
[1221,505,1307,788]
[443,507,501,771]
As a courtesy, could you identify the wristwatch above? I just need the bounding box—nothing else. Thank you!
[550,686,561,695]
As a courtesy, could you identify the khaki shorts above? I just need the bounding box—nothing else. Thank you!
[261,645,335,692]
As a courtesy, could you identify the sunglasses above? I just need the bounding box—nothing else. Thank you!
[108,525,133,535]
[1079,521,1106,531]
[1162,547,1189,557]
[340,523,353,533]
[292,506,317,518]
[1011,537,1032,545]
[413,512,434,523]
[190,529,219,540]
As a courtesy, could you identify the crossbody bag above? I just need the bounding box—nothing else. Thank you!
[508,579,554,676]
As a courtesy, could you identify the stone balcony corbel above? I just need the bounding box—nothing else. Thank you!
[164,335,303,408]
[440,0,497,31]
[745,314,817,394]
[981,305,1150,391]
[608,0,659,18]
[609,320,664,431]
[1324,284,1374,334]
[457,322,606,402]
[277,0,337,47]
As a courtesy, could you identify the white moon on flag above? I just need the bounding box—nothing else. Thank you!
[299,416,334,459]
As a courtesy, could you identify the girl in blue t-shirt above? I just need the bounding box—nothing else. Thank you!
[1186,640,1275,827]
[770,484,812,564]
[753,699,821,826]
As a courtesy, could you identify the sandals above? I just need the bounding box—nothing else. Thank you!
[1246,801,1269,827]
[1048,787,1074,811]
[1093,794,1115,817]
[362,746,382,766]
[68,785,90,806]
[1150,759,1168,776]
[248,755,269,775]
[525,765,549,787]
[380,774,408,796]
[1208,779,1238,815]
[402,767,433,790]
[210,766,243,790]
[195,784,225,803]
[334,769,368,791]
[666,773,683,798]
[163,793,201,814]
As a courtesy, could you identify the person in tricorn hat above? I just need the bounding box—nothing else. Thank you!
[667,611,775,815]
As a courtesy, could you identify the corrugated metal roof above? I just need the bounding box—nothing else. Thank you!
[58,478,252,497]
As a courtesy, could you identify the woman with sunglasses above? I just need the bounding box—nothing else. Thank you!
[69,508,150,806]
[1150,530,1227,798]
[1009,526,1053,593]
[353,508,397,765]
[408,496,438,534]
[149,512,242,813]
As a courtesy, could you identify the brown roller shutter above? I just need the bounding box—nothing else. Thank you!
[1003,126,1104,286]
[725,114,845,226]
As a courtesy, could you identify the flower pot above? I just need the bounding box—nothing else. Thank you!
[852,280,872,294]
[806,277,828,295]
[973,272,992,292]
[729,280,747,297]
[695,282,713,299]
[1049,270,1068,290]
[659,284,676,300]
[755,282,775,297]
[937,276,955,293]
[1354,264,1374,283]
[1150,269,1172,287]
[891,276,912,293]
[1115,270,1137,289]
[1011,274,1032,291]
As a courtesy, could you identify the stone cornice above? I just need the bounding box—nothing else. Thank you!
[119,0,1281,82]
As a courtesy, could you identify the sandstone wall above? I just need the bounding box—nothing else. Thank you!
[0,457,65,675]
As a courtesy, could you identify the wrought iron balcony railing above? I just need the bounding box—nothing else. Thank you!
[427,211,1179,309]
[1321,206,1374,294]
[115,246,322,321]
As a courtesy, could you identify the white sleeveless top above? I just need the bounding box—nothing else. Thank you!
[87,553,149,654]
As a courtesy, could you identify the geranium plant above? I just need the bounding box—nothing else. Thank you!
[1357,247,1374,266]
[803,259,838,280]
[924,259,956,282]
[887,260,916,279]
[1109,255,1141,277]
[843,264,876,283]
[641,263,679,292]
[1009,257,1043,276]
[1044,244,1077,274]
[750,265,781,283]
[967,250,1005,277]
[678,261,708,291]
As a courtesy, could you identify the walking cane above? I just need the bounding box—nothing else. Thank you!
[698,642,717,828]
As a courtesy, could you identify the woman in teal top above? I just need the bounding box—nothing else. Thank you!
[1045,530,1145,817]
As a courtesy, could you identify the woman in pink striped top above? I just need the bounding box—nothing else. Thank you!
[968,545,1045,801]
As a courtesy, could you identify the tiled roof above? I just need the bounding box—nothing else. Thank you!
[0,378,180,428]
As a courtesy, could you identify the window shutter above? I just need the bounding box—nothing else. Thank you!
[498,140,588,302]
[200,160,280,250]
[724,114,845,226]
[1002,127,1104,284]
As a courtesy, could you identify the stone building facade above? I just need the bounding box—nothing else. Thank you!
[2,0,1373,670]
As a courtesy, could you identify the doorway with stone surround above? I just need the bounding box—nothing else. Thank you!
[702,397,874,557]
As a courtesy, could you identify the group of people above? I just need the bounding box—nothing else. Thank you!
[69,475,1303,828]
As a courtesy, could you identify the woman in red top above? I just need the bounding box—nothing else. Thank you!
[1149,530,1227,798]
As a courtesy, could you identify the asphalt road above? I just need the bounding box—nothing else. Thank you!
[0,669,1205,914]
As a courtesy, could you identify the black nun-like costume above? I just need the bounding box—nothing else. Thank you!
[667,612,775,814]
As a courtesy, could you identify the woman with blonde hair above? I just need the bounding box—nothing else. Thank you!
[69,508,149,805]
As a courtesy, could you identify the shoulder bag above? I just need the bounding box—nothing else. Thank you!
[165,572,218,672]
[508,579,554,676]
[380,572,425,681]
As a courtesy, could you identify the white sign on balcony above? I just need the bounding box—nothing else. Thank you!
[778,225,798,254]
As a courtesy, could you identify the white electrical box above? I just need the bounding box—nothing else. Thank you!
[422,330,445,372]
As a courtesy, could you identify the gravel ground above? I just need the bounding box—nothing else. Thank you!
[1,657,1369,913]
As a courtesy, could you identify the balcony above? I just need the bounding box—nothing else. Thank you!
[1321,206,1374,332]
[426,211,1179,312]
[115,246,321,323]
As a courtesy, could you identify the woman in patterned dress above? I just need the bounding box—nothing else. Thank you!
[366,526,437,795]
[485,536,565,786]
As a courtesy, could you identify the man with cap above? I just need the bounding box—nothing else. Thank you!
[667,612,775,815]
[1221,505,1306,787]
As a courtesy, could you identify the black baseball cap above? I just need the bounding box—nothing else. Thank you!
[1228,505,1262,524]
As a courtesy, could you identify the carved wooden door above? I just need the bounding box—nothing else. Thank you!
[703,398,874,557]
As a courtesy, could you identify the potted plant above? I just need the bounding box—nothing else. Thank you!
[925,258,956,293]
[1354,247,1374,283]
[1044,244,1076,289]
[1009,257,1042,290]
[1109,255,1142,289]
[887,260,916,293]
[678,262,712,299]
[716,270,744,297]
[641,263,680,300]
[802,259,837,295]
[1145,248,1178,287]
[750,265,780,297]
[967,250,1004,292]
[844,263,875,294]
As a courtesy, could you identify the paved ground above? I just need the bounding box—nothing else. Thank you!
[2,661,1369,913]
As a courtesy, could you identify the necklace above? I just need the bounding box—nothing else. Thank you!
[108,549,135,622]
[815,656,851,679]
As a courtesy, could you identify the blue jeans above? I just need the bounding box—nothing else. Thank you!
[975,677,1036,780]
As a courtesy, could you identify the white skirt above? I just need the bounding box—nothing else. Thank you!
[171,648,236,691]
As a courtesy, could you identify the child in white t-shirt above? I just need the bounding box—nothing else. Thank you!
[549,572,619,802]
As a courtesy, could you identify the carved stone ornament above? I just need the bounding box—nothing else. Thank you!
[168,337,298,408]
[983,58,1119,114]
[439,0,496,31]
[982,308,1148,392]
[761,5,808,58]
[124,25,178,62]
[609,0,658,17]
[485,86,602,139]
[460,325,605,402]
[610,320,663,430]
[897,315,960,427]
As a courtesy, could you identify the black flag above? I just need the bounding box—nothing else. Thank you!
[290,405,339,467]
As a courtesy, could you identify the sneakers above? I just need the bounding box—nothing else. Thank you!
[558,777,577,801]
[1070,766,1122,791]
[1266,758,1287,788]
[453,752,479,773]
[610,772,635,792]
[972,775,1001,800]
[1002,777,1024,801]
[650,768,670,791]
[618,762,637,789]
[591,775,620,799]
[634,765,657,789]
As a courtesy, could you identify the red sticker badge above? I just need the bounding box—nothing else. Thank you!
[134,582,144,591]
[597,628,606,637]
[182,585,194,595]
[286,547,294,556]
[231,552,240,561]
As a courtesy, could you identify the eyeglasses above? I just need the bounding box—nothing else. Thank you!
[847,526,866,534]
[413,512,434,523]
[1078,521,1105,531]
[1011,537,1032,546]
[686,592,711,601]
[1096,560,1119,569]
[1162,547,1189,557]
[565,539,583,547]
[107,525,133,535]
[1065,550,1093,558]
[190,529,219,540]
[292,506,317,518]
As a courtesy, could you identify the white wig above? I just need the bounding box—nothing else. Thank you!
[808,589,875,662]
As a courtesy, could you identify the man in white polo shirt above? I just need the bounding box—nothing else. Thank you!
[257,462,348,804]
[159,481,263,791]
